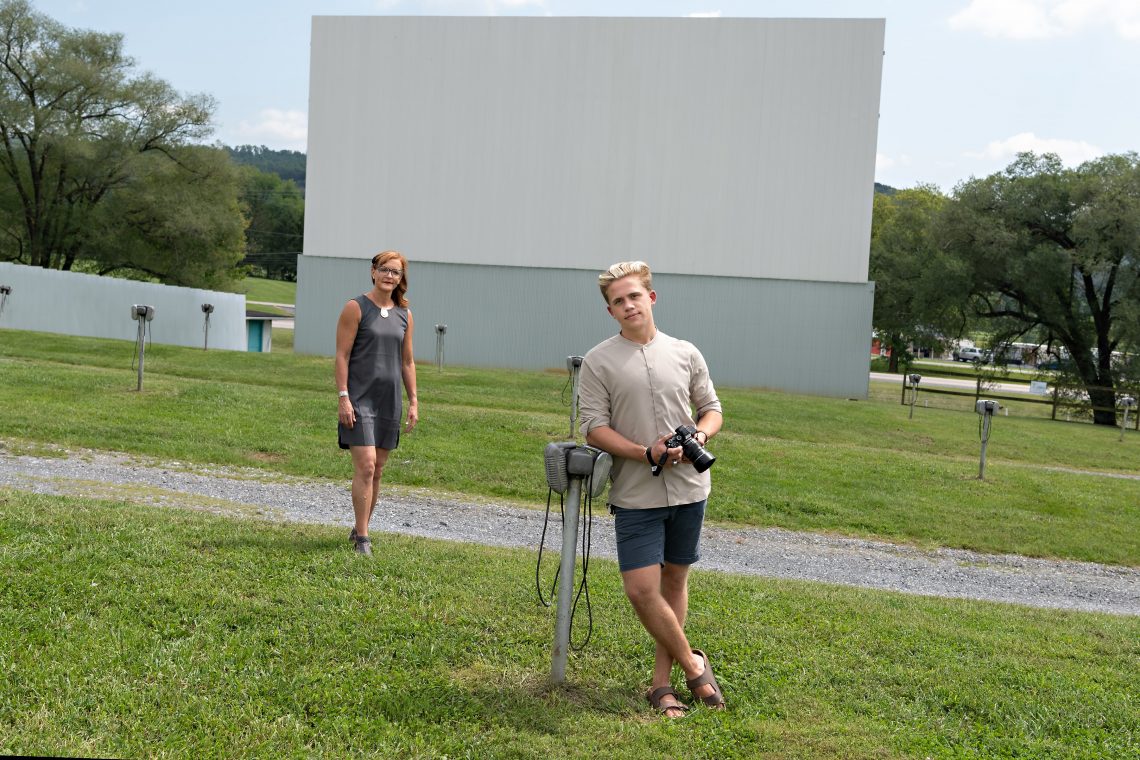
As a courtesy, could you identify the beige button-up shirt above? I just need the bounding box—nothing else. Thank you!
[578,330,722,509]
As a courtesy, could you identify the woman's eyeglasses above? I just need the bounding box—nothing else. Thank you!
[375,266,403,279]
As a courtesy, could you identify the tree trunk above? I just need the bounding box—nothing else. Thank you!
[1070,347,1118,426]
[1089,385,1117,427]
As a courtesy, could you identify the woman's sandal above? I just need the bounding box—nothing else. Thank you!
[686,649,726,709]
[647,686,690,718]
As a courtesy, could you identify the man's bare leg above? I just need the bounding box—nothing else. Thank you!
[622,563,717,712]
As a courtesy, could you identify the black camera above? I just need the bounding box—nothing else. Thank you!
[665,425,715,473]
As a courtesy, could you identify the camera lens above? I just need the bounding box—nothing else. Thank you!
[683,439,716,473]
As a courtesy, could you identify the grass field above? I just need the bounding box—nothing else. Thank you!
[1,328,1138,566]
[248,303,293,317]
[2,327,1138,757]
[2,492,1136,759]
[272,326,294,352]
[239,277,297,305]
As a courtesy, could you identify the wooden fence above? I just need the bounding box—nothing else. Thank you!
[896,366,1140,428]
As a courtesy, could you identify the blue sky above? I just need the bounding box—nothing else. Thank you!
[32,0,1140,191]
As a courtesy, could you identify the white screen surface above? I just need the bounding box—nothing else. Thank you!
[304,17,884,284]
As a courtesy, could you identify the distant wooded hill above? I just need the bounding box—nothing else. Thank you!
[224,145,307,191]
[874,182,897,195]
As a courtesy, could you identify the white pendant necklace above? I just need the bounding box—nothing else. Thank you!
[371,288,392,317]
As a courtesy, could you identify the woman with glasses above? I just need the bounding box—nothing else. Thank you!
[334,250,419,556]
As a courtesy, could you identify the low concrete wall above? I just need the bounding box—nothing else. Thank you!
[0,263,247,351]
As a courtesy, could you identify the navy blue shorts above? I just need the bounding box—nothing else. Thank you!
[611,500,707,572]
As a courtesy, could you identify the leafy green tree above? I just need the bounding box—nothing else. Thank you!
[85,146,247,288]
[940,152,1140,425]
[0,0,245,288]
[870,185,957,371]
[226,144,306,189]
[238,165,303,281]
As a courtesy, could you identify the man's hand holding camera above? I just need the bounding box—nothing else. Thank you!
[647,425,715,476]
[646,435,683,467]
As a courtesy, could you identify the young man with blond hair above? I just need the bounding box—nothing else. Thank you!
[577,260,726,718]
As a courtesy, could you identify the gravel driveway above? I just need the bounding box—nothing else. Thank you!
[2,445,1137,617]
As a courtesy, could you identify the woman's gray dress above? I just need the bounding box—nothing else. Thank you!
[338,296,407,450]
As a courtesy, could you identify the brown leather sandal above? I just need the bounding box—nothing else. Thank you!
[686,649,726,709]
[646,686,689,718]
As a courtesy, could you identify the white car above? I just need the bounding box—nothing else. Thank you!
[954,346,989,362]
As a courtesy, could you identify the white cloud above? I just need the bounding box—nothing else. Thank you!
[688,11,723,18]
[236,109,308,151]
[964,132,1103,164]
[876,153,914,171]
[949,0,1140,40]
[949,0,1059,39]
[875,153,919,186]
[1055,0,1140,39]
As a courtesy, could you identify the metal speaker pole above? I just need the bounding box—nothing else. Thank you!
[131,305,155,391]
[135,317,147,391]
[550,473,582,684]
[979,413,991,479]
[549,443,609,684]
[567,355,584,438]
[201,303,214,350]
[975,399,997,479]
[435,324,447,373]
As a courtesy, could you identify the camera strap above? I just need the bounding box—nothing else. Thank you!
[646,445,663,477]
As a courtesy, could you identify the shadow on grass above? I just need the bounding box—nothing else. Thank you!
[192,528,351,555]
[461,676,645,731]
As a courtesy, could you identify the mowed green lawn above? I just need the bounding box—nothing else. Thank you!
[1,328,1137,566]
[1,328,1137,758]
[238,276,296,305]
[1,492,1136,759]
